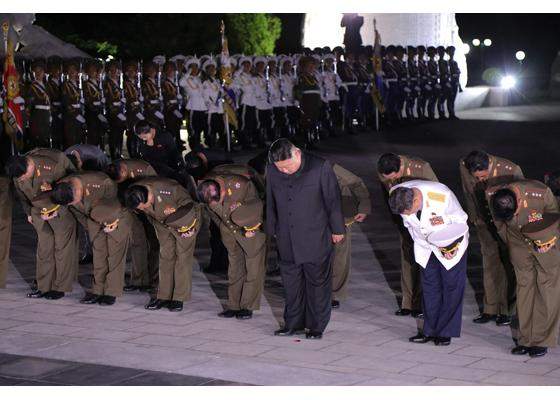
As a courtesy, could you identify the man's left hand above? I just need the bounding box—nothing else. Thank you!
[332,234,345,244]
[354,213,367,223]
[104,224,117,233]
[181,228,196,238]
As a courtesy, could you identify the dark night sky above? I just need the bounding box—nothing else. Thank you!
[35,13,560,86]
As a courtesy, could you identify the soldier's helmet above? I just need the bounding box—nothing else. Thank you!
[164,203,198,233]
[386,45,396,54]
[84,59,101,73]
[407,45,417,54]
[47,56,63,73]
[436,45,446,53]
[417,45,426,52]
[446,46,456,53]
[123,60,139,71]
[63,58,80,72]
[31,58,46,71]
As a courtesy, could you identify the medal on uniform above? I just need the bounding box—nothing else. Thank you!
[528,210,543,223]
[429,214,444,226]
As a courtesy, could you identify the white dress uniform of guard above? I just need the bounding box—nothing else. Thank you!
[389,179,469,346]
[179,57,208,149]
[321,53,343,133]
[201,58,225,149]
[279,56,297,137]
[267,56,283,139]
[253,56,274,146]
[232,56,258,148]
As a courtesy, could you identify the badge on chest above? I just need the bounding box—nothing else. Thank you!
[429,213,444,226]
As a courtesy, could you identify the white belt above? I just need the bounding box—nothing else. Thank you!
[342,82,358,87]
[93,101,101,106]
[52,101,61,106]
[35,105,50,111]
[132,101,140,106]
[71,104,81,109]
[302,90,321,95]
[149,100,160,104]
[112,101,121,106]
[385,78,397,83]
[168,100,178,104]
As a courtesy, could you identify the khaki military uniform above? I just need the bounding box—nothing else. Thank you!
[332,164,371,301]
[460,155,523,315]
[486,180,560,347]
[211,164,266,198]
[135,177,201,301]
[378,155,438,310]
[206,173,266,311]
[13,149,78,293]
[0,176,13,288]
[83,78,107,147]
[61,79,86,147]
[117,160,159,287]
[103,78,127,159]
[26,79,52,148]
[60,171,130,297]
[142,78,164,129]
[162,77,182,144]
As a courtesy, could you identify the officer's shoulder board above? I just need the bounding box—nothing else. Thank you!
[493,158,517,177]
[404,157,427,176]
[427,191,446,203]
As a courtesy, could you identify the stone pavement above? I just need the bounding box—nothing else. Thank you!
[2,103,560,386]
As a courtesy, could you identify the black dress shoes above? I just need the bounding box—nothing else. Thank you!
[145,298,168,310]
[473,313,496,324]
[44,291,65,300]
[495,314,511,326]
[98,295,116,306]
[236,309,253,320]
[411,310,424,319]
[434,337,451,346]
[511,345,530,355]
[529,346,547,358]
[274,328,304,337]
[168,300,183,312]
[79,254,93,265]
[409,333,434,343]
[80,293,101,304]
[218,309,238,318]
[123,285,140,292]
[395,308,412,316]
[27,289,44,298]
[331,300,340,309]
[306,331,323,340]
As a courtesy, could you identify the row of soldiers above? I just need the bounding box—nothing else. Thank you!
[377,151,560,358]
[1,43,460,157]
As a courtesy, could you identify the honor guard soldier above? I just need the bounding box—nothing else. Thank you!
[26,58,52,148]
[179,57,208,150]
[46,56,64,149]
[294,56,322,149]
[406,46,421,120]
[162,61,184,149]
[49,170,127,305]
[321,54,343,136]
[279,56,297,138]
[381,46,399,125]
[106,158,159,292]
[337,51,359,134]
[377,153,439,317]
[103,60,127,159]
[389,180,469,346]
[7,149,78,299]
[416,46,430,120]
[83,59,108,147]
[446,46,461,120]
[487,180,560,358]
[197,173,266,319]
[331,163,371,308]
[460,150,523,326]
[142,61,165,129]
[437,46,450,119]
[124,177,201,312]
[426,46,440,120]
[202,58,225,149]
[123,60,145,157]
[0,174,13,288]
[232,56,258,149]
[267,57,283,140]
[393,46,408,121]
[253,56,274,146]
[61,58,86,147]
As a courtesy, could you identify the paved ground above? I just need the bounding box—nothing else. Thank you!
[2,102,560,386]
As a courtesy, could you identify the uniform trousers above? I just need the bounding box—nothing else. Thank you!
[332,224,352,300]
[400,228,423,310]
[279,251,333,333]
[0,178,13,288]
[257,108,274,143]
[239,104,259,147]
[129,212,159,287]
[188,110,207,149]
[29,109,52,148]
[421,252,467,338]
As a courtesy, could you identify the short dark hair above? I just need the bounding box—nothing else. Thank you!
[197,180,221,204]
[6,156,28,179]
[388,187,415,215]
[184,152,207,180]
[105,161,122,181]
[377,153,401,175]
[134,120,155,136]
[124,185,149,209]
[268,138,294,163]
[50,182,75,205]
[490,188,517,221]
[464,150,490,174]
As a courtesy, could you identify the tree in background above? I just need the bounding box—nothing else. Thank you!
[226,14,282,55]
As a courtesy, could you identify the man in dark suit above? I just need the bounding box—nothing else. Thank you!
[266,139,345,339]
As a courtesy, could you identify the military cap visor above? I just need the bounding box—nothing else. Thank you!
[164,203,198,233]
[90,200,125,226]
[32,191,60,217]
[230,199,263,231]
[521,213,560,249]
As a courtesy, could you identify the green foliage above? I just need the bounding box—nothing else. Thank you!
[225,14,282,55]
[64,34,118,57]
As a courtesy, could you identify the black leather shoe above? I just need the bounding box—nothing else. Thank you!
[435,337,451,346]
[80,293,100,304]
[79,254,93,265]
[331,300,340,309]
[274,328,304,337]
[411,310,424,319]
[123,285,140,292]
[395,308,412,316]
[145,298,168,310]
[98,295,116,306]
[529,346,547,358]
[495,314,511,326]
[218,309,238,318]
[305,331,323,340]
[473,313,496,324]
[511,345,530,355]
[409,333,434,343]
[27,289,44,298]
[44,291,65,300]
[236,309,253,320]
[168,300,183,312]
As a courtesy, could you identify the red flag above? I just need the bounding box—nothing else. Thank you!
[2,21,24,150]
